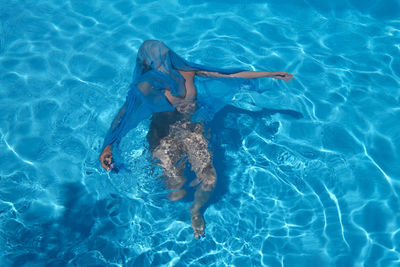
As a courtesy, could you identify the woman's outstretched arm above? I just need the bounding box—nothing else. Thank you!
[98,81,163,171]
[196,70,294,82]
[99,103,126,171]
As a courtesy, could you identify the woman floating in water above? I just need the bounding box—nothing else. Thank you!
[99,40,293,238]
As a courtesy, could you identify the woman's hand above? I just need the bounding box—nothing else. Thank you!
[270,72,294,82]
[164,88,182,106]
[99,145,114,171]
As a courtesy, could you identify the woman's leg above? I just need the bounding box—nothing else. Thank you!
[148,111,187,201]
[180,122,217,238]
[152,136,187,201]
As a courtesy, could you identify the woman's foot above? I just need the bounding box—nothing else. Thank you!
[191,213,205,239]
[167,189,186,201]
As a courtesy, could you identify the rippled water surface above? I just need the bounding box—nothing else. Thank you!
[1,0,400,266]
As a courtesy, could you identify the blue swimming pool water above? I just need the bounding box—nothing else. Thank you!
[1,0,400,266]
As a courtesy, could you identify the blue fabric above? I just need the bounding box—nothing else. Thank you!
[102,40,257,150]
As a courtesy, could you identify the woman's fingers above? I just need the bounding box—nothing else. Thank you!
[105,155,113,171]
[100,157,109,170]
[276,76,288,82]
[99,145,114,171]
[100,153,113,171]
[275,72,294,82]
[283,75,294,82]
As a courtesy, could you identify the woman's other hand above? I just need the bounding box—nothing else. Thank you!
[270,72,294,82]
[99,145,114,171]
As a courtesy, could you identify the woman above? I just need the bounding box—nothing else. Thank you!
[99,40,293,238]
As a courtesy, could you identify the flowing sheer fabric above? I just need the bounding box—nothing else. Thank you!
[102,40,257,150]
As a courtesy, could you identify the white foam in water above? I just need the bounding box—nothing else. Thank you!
[0,0,399,265]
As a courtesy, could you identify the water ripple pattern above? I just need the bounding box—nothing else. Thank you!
[0,0,399,266]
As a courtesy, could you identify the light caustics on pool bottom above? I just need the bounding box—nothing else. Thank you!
[0,0,400,266]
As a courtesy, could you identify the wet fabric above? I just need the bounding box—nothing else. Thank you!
[102,40,258,150]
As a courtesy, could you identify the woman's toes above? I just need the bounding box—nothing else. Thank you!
[191,213,205,239]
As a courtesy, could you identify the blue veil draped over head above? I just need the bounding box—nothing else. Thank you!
[102,40,258,150]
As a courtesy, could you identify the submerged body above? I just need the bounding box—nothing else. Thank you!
[148,70,217,238]
[99,40,293,238]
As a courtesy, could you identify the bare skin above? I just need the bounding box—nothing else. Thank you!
[163,70,215,238]
[99,69,294,238]
[196,70,294,82]
[99,144,114,171]
[164,70,197,103]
